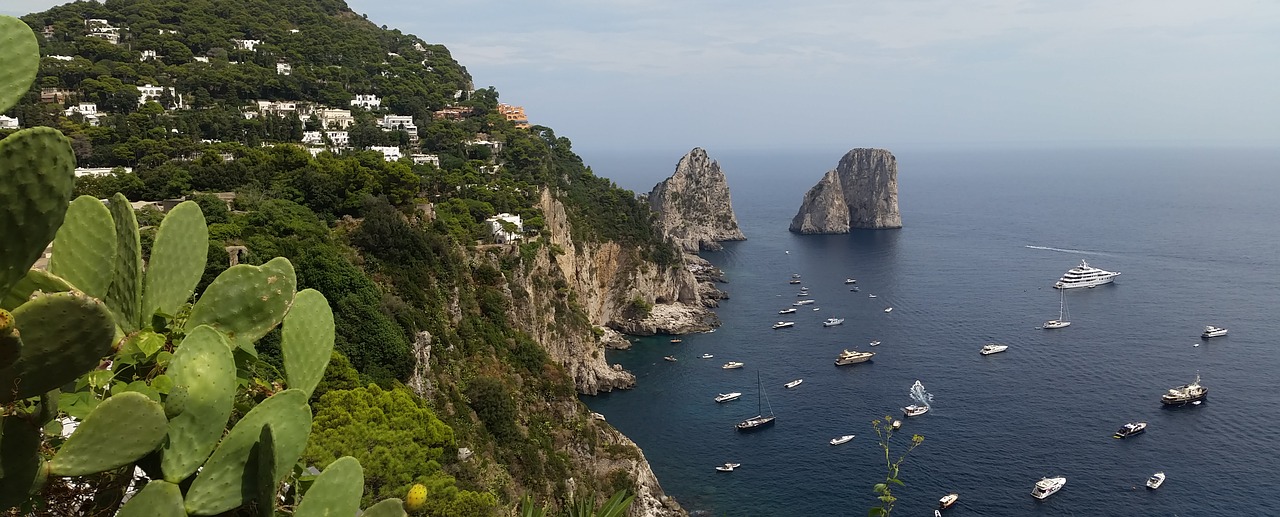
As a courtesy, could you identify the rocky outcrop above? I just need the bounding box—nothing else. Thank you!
[647,148,745,252]
[789,148,902,233]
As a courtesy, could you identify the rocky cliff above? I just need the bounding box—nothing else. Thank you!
[789,148,902,233]
[646,148,746,252]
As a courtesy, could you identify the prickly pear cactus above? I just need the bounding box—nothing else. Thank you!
[48,391,168,476]
[116,480,186,517]
[142,200,208,322]
[0,128,76,295]
[282,289,335,398]
[161,325,236,483]
[0,309,19,370]
[1,269,72,310]
[362,498,409,517]
[0,291,115,403]
[293,456,363,517]
[0,15,39,113]
[49,195,119,299]
[186,257,296,352]
[105,193,143,332]
[254,425,276,517]
[0,416,42,509]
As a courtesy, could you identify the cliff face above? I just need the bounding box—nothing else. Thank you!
[647,148,746,252]
[789,148,902,233]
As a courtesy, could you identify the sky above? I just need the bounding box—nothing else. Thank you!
[7,0,1280,153]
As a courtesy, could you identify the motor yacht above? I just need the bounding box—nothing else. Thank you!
[869,340,881,347]
[772,321,795,329]
[938,493,959,510]
[980,343,1009,355]
[1201,325,1228,338]
[823,318,845,327]
[714,462,741,472]
[788,279,801,284]
[844,278,857,284]
[663,355,677,362]
[884,307,893,313]
[784,379,803,389]
[779,308,797,314]
[902,404,929,417]
[722,362,744,369]
[1113,421,1147,439]
[1031,476,1066,499]
[868,294,877,298]
[1054,260,1119,289]
[793,299,815,306]
[700,353,714,359]
[1161,374,1207,405]
[830,434,855,445]
[891,420,901,430]
[1146,471,1165,489]
[714,392,741,403]
[835,349,875,366]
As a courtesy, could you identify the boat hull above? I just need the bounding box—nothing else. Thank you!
[1054,276,1117,289]
[736,416,776,432]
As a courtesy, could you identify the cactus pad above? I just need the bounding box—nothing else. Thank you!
[116,480,186,517]
[161,325,236,483]
[142,201,208,321]
[0,16,39,113]
[49,195,118,299]
[0,416,41,510]
[184,389,311,515]
[48,391,168,476]
[0,127,76,295]
[105,193,143,331]
[0,309,18,370]
[0,292,115,403]
[282,289,335,398]
[253,424,276,517]
[294,456,363,517]
[362,499,409,517]
[1,269,73,310]
[186,257,296,352]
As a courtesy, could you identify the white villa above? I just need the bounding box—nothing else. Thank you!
[136,84,177,106]
[485,213,523,244]
[410,153,440,167]
[302,131,349,148]
[368,146,402,162]
[350,94,381,110]
[65,103,101,126]
[231,39,261,51]
[0,115,18,129]
[276,62,292,75]
[317,109,354,130]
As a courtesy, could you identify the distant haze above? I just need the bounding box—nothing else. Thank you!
[9,0,1280,152]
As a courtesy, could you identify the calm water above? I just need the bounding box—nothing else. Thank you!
[582,147,1280,516]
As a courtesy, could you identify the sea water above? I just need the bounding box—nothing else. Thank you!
[583,147,1280,516]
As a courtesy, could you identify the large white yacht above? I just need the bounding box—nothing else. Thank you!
[1201,325,1228,338]
[1031,476,1066,499]
[772,321,795,329]
[980,343,1009,355]
[1054,260,1119,289]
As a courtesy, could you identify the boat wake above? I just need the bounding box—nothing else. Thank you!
[1024,245,1108,256]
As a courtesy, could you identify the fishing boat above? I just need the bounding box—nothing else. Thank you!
[830,434,855,445]
[1161,374,1207,405]
[784,379,803,389]
[902,404,929,417]
[1043,289,1071,329]
[939,493,959,510]
[903,380,933,417]
[736,371,776,431]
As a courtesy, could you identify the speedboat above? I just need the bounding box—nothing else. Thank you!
[1201,325,1228,338]
[1161,374,1207,405]
[772,321,795,329]
[1113,421,1147,438]
[891,420,901,430]
[796,291,810,297]
[1054,260,1119,289]
[779,308,797,314]
[788,279,801,284]
[869,340,881,347]
[663,356,677,362]
[784,379,803,389]
[1146,471,1165,489]
[722,362,744,369]
[938,493,959,510]
[980,343,1009,355]
[1031,476,1066,499]
[835,349,874,366]
[670,339,682,344]
[793,299,815,306]
[830,434,855,445]
[868,294,877,298]
[714,392,742,403]
[823,318,845,327]
[714,462,741,472]
[883,307,893,313]
[902,404,929,417]
[700,353,714,359]
[844,278,857,284]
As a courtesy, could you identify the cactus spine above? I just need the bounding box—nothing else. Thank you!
[282,289,335,398]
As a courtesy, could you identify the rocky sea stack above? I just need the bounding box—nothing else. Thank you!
[789,148,902,233]
[647,148,746,251]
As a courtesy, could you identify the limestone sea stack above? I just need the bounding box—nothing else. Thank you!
[789,148,902,233]
[647,148,746,252]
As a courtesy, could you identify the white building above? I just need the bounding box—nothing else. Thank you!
[410,153,439,167]
[301,131,324,145]
[276,62,291,75]
[350,94,381,110]
[230,39,261,51]
[0,115,18,129]
[256,100,298,116]
[193,56,210,63]
[316,109,354,130]
[75,166,132,177]
[140,50,157,61]
[137,84,177,107]
[378,115,414,131]
[467,139,504,154]
[65,103,102,126]
[485,213,523,244]
[46,55,75,61]
[368,146,402,162]
[86,32,118,45]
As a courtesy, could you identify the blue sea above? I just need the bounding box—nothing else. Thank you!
[580,147,1280,516]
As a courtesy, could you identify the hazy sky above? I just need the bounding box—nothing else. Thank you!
[8,0,1279,152]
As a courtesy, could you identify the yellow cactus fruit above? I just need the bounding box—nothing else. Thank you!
[405,483,427,510]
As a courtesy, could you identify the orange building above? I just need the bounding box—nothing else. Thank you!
[497,103,529,129]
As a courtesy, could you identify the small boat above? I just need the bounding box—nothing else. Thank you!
[772,321,795,329]
[980,343,1008,355]
[812,307,820,311]
[714,462,741,472]
[891,420,902,430]
[938,493,959,510]
[869,340,881,347]
[700,353,714,359]
[784,379,803,389]
[714,392,742,403]
[1113,421,1147,439]
[722,362,744,369]
[736,371,776,432]
[788,279,801,284]
[1201,325,1228,338]
[830,434,855,445]
[902,404,929,417]
[1162,374,1207,405]
[883,307,893,313]
[779,308,797,314]
[844,278,857,284]
[791,273,801,278]
[850,286,860,292]
[793,299,815,306]
[670,339,683,344]
[1146,471,1165,489]
[1043,289,1071,329]
[868,294,877,298]
[1031,476,1066,499]
[796,291,810,297]
[823,318,845,327]
[835,349,875,366]
[663,355,677,362]
[934,511,942,517]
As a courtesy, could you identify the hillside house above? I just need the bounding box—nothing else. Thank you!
[276,62,291,75]
[368,146,402,162]
[485,213,523,244]
[231,39,261,51]
[86,31,119,44]
[497,104,529,129]
[350,94,381,110]
[140,50,157,61]
[301,131,349,148]
[0,115,18,129]
[40,88,74,103]
[317,109,354,130]
[46,55,75,61]
[411,153,440,167]
[432,106,471,120]
[65,103,101,126]
[137,84,179,107]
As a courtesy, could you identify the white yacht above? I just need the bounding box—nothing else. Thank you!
[793,299,816,306]
[902,404,929,417]
[1201,325,1228,338]
[869,340,881,347]
[784,379,803,389]
[715,462,741,472]
[980,343,1009,355]
[722,361,744,369]
[700,353,714,359]
[1043,289,1071,329]
[844,278,857,284]
[938,493,959,510]
[1161,374,1207,405]
[830,434,855,445]
[779,308,797,314]
[883,307,893,313]
[1146,471,1165,489]
[1031,476,1066,499]
[835,349,875,365]
[714,392,742,403]
[772,321,795,329]
[823,318,845,327]
[1054,260,1119,289]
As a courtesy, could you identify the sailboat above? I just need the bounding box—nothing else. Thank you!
[736,371,776,431]
[1043,289,1071,329]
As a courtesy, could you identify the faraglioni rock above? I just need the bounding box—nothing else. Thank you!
[647,148,746,251]
[789,148,902,233]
